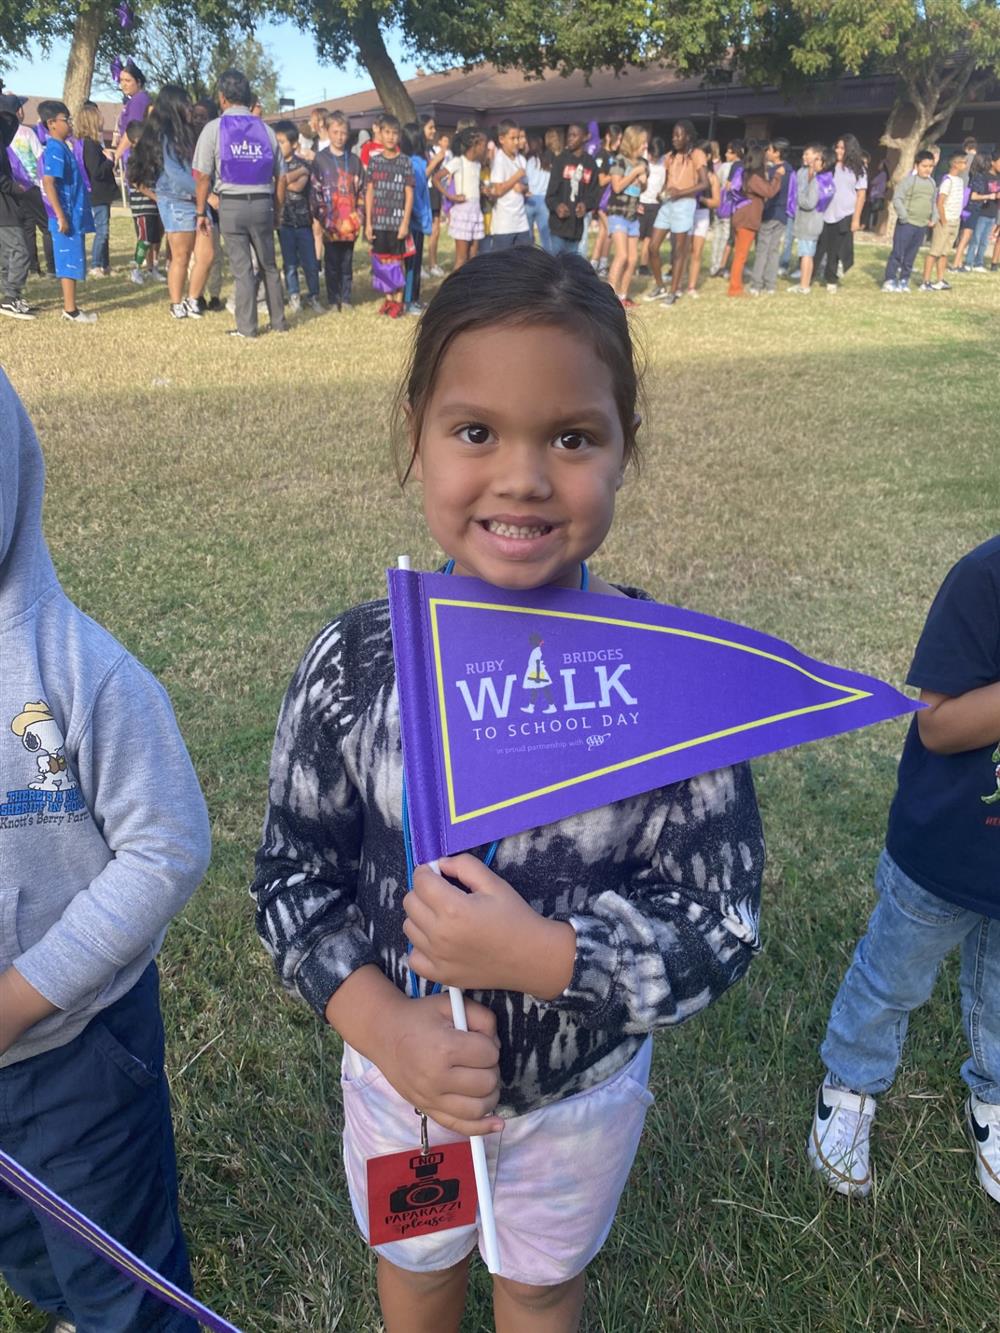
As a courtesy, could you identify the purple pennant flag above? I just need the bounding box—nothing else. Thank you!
[0,1148,243,1333]
[387,570,921,864]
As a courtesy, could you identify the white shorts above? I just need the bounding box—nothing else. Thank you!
[340,1037,653,1286]
[693,207,711,238]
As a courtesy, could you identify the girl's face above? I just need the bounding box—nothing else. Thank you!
[424,119,436,141]
[835,140,845,162]
[412,324,626,591]
[119,71,139,96]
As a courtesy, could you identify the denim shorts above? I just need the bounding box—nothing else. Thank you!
[341,1037,654,1284]
[157,193,197,233]
[654,196,697,234]
[608,215,640,238]
[796,235,818,257]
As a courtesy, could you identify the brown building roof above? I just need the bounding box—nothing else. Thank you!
[16,94,120,143]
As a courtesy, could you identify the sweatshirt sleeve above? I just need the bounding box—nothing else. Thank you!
[893,174,913,224]
[541,763,764,1033]
[798,175,819,212]
[250,616,378,1017]
[13,657,211,1009]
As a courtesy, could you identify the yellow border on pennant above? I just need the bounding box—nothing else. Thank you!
[429,598,872,826]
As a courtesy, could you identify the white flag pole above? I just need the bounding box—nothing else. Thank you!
[397,556,501,1274]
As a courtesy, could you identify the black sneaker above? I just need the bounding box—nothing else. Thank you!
[205,296,224,311]
[0,299,33,320]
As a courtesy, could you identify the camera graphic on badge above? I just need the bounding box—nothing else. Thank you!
[389,1152,461,1213]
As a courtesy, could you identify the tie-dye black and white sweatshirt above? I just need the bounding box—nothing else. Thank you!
[252,586,765,1118]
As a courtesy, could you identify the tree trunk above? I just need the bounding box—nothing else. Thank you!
[63,4,106,115]
[351,3,418,124]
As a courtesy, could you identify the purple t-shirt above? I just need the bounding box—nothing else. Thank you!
[116,89,151,139]
[822,164,868,224]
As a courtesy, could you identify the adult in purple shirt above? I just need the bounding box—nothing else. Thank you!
[113,61,151,164]
[814,133,867,292]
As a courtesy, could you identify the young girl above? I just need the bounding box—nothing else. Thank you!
[606,124,648,305]
[524,131,553,253]
[252,248,765,1333]
[638,135,666,281]
[683,139,721,298]
[728,144,784,297]
[587,124,621,274]
[123,120,164,285]
[710,139,744,279]
[128,84,214,319]
[814,133,868,293]
[75,102,116,277]
[438,128,486,270]
[647,120,709,306]
[424,121,450,277]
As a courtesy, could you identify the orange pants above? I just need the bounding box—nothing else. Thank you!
[728,228,755,296]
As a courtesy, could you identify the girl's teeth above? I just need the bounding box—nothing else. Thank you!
[487,521,550,539]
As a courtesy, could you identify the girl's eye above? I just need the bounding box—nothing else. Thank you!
[457,424,492,446]
[554,431,591,451]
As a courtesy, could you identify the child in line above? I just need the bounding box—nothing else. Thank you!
[0,93,31,319]
[0,372,211,1330]
[424,127,451,276]
[605,122,647,306]
[637,135,666,274]
[586,123,620,273]
[124,119,165,286]
[647,120,709,306]
[967,150,1000,272]
[728,144,784,297]
[709,139,745,280]
[438,128,487,271]
[252,248,765,1333]
[274,120,322,313]
[683,138,721,298]
[882,150,936,293]
[788,144,834,295]
[809,535,1000,1204]
[39,100,96,323]
[310,110,362,312]
[920,153,967,291]
[364,113,414,317]
[75,102,117,278]
[749,137,795,296]
[401,121,433,314]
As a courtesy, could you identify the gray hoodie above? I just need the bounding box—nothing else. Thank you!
[0,372,210,1067]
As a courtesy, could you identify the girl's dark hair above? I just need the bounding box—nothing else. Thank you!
[419,112,435,133]
[123,59,146,88]
[648,136,666,160]
[395,249,643,482]
[971,151,991,179]
[726,138,745,158]
[819,145,836,173]
[401,121,425,158]
[527,131,552,171]
[741,143,768,190]
[672,119,696,150]
[837,132,866,179]
[130,83,194,185]
[453,126,485,156]
[605,123,623,144]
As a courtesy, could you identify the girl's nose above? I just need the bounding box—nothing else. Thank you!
[493,443,553,499]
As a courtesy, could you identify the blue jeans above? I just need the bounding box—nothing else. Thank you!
[884,221,925,286]
[577,213,593,258]
[90,202,110,271]
[525,194,552,252]
[822,850,1000,1103]
[0,965,198,1330]
[969,213,995,268]
[551,233,583,257]
[278,222,319,298]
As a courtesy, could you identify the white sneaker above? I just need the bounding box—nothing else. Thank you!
[169,302,188,319]
[307,295,322,313]
[421,266,431,280]
[62,308,97,323]
[787,285,811,295]
[429,264,445,277]
[971,264,988,273]
[149,265,167,283]
[288,292,301,312]
[807,1082,875,1197]
[881,280,898,292]
[129,266,145,285]
[966,1094,1000,1203]
[642,285,668,302]
[826,284,838,293]
[183,296,203,318]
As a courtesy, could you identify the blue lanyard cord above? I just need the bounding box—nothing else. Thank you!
[402,557,587,997]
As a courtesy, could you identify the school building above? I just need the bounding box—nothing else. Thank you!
[285,61,1000,163]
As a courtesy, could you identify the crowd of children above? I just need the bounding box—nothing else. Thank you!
[4,69,1000,326]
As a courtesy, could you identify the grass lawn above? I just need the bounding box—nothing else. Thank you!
[1,215,998,1332]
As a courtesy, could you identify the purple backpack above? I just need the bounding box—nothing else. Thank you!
[814,170,835,215]
[371,251,405,293]
[218,115,273,187]
[718,163,744,219]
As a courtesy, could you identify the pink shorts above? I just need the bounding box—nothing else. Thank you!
[340,1037,653,1285]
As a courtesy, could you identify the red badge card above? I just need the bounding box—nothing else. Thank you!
[367,1143,477,1245]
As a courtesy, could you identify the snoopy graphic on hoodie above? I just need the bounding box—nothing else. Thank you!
[10,700,76,791]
